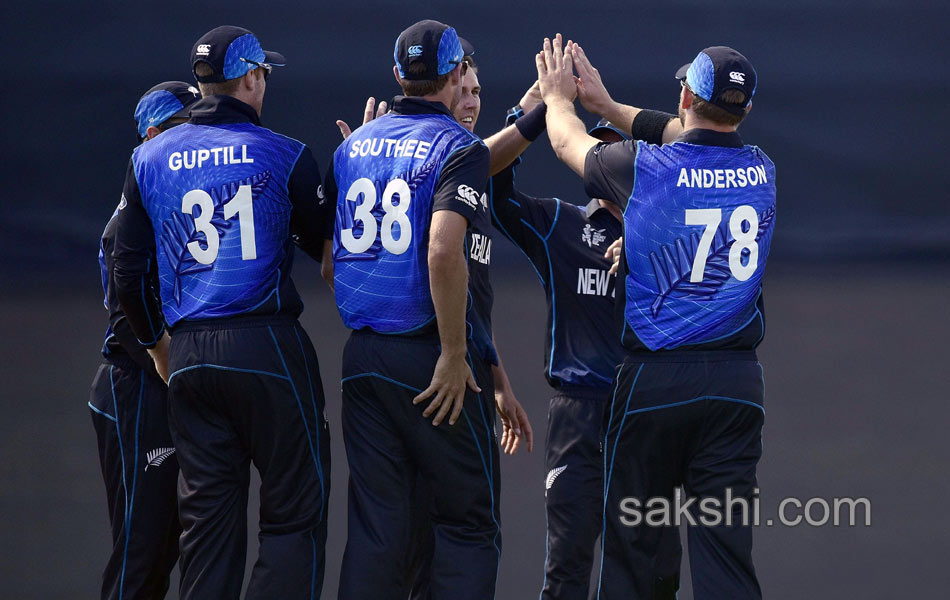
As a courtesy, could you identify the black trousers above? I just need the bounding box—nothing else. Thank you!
[597,353,764,600]
[89,358,179,600]
[166,317,330,600]
[540,387,612,600]
[338,330,501,600]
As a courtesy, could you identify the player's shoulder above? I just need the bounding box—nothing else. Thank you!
[251,124,305,148]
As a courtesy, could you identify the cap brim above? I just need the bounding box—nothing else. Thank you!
[459,37,474,56]
[263,50,286,67]
[169,105,193,119]
[588,124,628,140]
[675,62,690,80]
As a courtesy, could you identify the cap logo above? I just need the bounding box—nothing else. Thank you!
[196,44,211,56]
[408,45,423,57]
[729,71,746,84]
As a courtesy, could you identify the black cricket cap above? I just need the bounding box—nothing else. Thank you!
[675,46,756,116]
[191,25,286,83]
[588,118,630,141]
[133,81,201,139]
[394,20,466,81]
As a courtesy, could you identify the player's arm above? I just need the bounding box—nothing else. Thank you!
[491,340,533,455]
[288,145,329,263]
[100,226,160,375]
[489,162,560,287]
[536,35,597,177]
[320,157,341,291]
[412,141,490,426]
[113,159,168,380]
[483,82,546,175]
[571,42,682,144]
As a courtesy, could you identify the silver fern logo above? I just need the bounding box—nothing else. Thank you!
[545,465,568,491]
[145,447,176,471]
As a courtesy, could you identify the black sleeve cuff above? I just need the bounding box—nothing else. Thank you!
[631,110,677,144]
[505,105,524,126]
[514,103,547,142]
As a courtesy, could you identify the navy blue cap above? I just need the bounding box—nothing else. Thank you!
[588,118,629,141]
[134,81,200,139]
[191,25,286,83]
[675,46,756,116]
[394,20,465,81]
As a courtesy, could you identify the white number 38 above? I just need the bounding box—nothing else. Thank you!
[341,177,412,255]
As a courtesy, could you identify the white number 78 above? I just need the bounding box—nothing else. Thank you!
[684,206,759,282]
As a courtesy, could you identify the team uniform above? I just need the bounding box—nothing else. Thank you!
[112,93,332,599]
[328,95,500,600]
[586,126,776,599]
[490,149,623,598]
[493,107,686,598]
[89,209,179,600]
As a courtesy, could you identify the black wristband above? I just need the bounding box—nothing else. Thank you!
[630,109,677,144]
[514,102,547,142]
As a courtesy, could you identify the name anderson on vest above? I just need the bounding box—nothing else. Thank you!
[168,145,254,170]
[675,164,768,189]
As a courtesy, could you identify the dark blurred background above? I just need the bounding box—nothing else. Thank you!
[1,0,948,598]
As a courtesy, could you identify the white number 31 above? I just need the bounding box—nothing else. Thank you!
[685,206,759,282]
[182,185,256,265]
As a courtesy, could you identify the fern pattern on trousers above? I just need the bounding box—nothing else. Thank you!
[649,205,775,317]
[160,171,272,305]
[144,447,176,471]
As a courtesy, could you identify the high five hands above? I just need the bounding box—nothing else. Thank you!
[535,34,576,106]
[536,34,614,116]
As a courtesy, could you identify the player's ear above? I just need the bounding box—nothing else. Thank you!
[393,65,402,87]
[242,70,258,92]
[680,89,693,111]
[145,126,162,140]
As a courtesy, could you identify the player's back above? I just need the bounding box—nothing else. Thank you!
[132,118,305,327]
[623,139,776,351]
[332,110,481,334]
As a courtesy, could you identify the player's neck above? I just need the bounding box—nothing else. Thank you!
[682,112,737,134]
[420,87,457,115]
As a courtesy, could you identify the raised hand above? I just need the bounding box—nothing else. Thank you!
[571,42,614,117]
[536,33,576,106]
[518,80,543,114]
[335,96,389,140]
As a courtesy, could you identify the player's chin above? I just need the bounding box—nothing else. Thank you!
[458,117,475,132]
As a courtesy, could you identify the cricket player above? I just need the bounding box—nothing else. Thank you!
[112,25,332,599]
[89,80,198,600]
[538,36,775,599]
[327,20,501,599]
[490,116,651,599]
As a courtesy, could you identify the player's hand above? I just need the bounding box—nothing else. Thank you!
[518,80,543,114]
[605,237,623,275]
[413,352,481,426]
[536,34,576,106]
[494,385,533,455]
[571,42,614,117]
[147,332,170,384]
[335,96,389,140]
